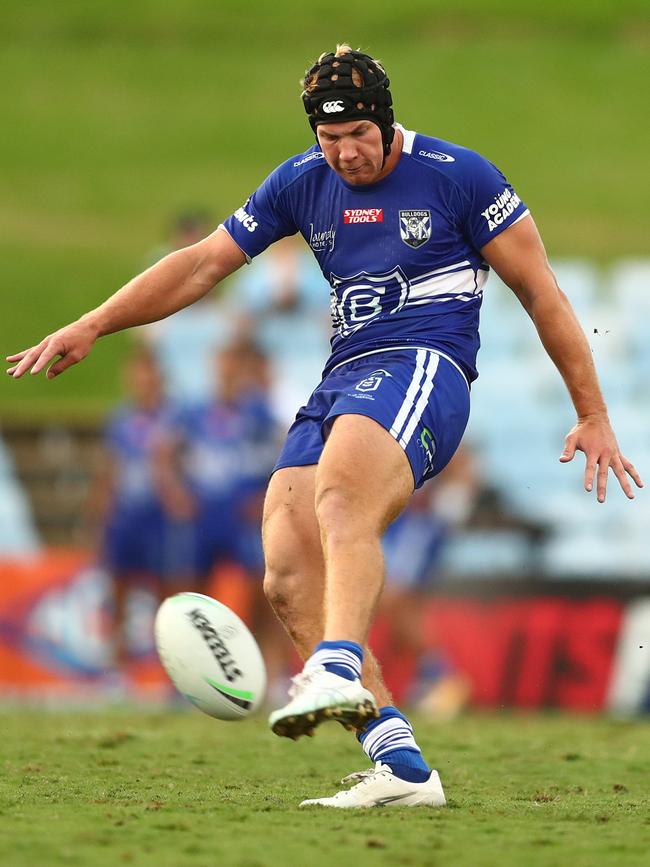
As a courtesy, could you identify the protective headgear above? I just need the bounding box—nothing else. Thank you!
[302,49,395,157]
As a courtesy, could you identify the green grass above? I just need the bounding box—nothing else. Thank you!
[1,710,649,866]
[2,0,649,416]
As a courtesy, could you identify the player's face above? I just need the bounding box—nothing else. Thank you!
[316,120,385,185]
[125,356,163,407]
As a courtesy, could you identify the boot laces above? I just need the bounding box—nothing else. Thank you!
[341,762,391,787]
[288,665,326,699]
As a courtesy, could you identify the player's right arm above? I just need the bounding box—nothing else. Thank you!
[6,228,246,380]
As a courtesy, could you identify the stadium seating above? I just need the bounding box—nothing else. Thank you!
[462,257,650,582]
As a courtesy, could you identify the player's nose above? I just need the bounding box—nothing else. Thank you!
[338,137,359,164]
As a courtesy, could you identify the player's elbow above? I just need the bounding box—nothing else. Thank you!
[190,250,223,290]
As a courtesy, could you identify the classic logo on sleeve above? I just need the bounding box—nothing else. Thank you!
[233,199,258,233]
[399,210,431,248]
[343,208,383,224]
[481,188,522,232]
[293,152,325,168]
[418,149,455,163]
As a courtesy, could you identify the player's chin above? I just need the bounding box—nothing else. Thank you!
[340,167,373,184]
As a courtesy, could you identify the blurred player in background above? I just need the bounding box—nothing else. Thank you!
[144,209,236,405]
[381,447,478,719]
[8,45,642,809]
[154,339,290,695]
[87,346,189,671]
[231,235,331,426]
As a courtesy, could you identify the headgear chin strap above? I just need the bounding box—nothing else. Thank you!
[302,50,395,158]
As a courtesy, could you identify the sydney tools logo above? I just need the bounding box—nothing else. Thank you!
[343,208,383,224]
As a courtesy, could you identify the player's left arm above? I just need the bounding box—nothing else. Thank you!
[480,214,643,502]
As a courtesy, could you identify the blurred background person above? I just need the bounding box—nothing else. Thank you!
[143,209,237,406]
[86,346,190,674]
[231,235,332,427]
[380,446,480,719]
[154,338,292,698]
[0,428,40,557]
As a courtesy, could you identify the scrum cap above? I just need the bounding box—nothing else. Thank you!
[302,49,395,156]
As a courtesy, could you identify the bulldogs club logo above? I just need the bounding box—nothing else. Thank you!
[399,210,431,249]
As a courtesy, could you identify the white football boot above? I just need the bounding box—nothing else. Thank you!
[300,762,447,808]
[268,665,378,739]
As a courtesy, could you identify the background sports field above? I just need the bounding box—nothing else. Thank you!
[2,0,649,416]
[2,711,650,867]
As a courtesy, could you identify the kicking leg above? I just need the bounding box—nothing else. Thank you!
[268,416,440,807]
[262,464,394,715]
[315,414,413,643]
[268,415,416,735]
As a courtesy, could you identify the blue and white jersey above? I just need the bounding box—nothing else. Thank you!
[104,404,172,510]
[170,395,278,503]
[222,125,529,383]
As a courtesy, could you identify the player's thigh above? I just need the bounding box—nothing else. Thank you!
[262,465,324,578]
[316,414,414,533]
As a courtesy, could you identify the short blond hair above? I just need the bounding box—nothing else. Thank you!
[302,44,384,93]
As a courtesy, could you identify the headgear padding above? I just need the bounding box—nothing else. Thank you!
[302,50,395,157]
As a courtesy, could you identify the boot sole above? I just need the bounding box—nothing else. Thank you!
[271,699,379,740]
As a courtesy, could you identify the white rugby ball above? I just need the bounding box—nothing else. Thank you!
[154,592,266,720]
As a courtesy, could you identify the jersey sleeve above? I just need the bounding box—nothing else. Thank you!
[454,151,528,251]
[221,163,298,261]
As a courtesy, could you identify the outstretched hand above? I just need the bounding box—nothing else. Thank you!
[560,414,643,503]
[6,318,99,380]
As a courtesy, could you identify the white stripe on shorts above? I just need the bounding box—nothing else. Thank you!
[399,352,439,449]
[389,349,440,449]
[389,349,427,440]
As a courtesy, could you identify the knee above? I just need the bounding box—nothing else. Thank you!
[262,565,316,653]
[315,483,376,542]
[262,531,310,624]
[263,560,297,619]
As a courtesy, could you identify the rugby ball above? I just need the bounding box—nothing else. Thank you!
[154,592,266,720]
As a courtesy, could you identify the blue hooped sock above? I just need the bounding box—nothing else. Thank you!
[307,640,364,682]
[358,706,431,783]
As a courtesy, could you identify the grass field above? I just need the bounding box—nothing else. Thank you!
[1,710,649,866]
[2,1,649,416]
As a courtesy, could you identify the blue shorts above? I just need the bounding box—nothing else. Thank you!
[104,504,191,581]
[274,348,470,488]
[191,497,265,578]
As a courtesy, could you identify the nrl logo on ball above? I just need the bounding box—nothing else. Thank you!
[399,210,431,249]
